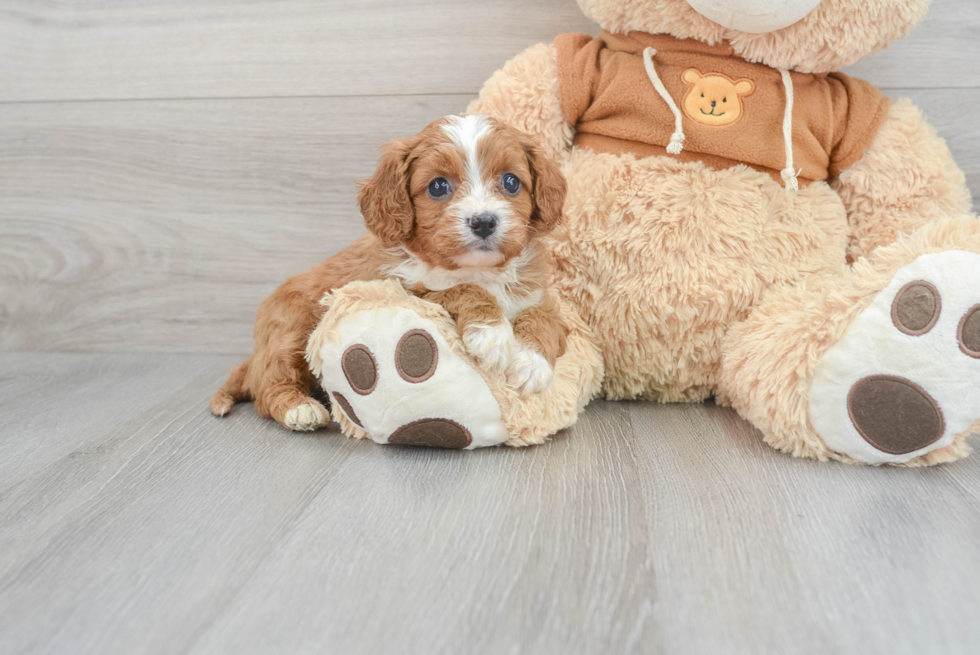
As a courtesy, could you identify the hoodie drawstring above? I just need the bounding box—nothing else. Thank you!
[643,47,800,190]
[778,69,801,191]
[643,48,685,155]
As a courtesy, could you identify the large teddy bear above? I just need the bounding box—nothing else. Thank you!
[305,0,979,466]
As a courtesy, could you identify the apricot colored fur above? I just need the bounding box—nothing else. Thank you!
[212,116,568,429]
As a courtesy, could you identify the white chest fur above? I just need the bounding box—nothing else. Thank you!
[383,249,543,321]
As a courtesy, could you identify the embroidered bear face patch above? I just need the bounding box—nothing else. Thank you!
[681,69,755,127]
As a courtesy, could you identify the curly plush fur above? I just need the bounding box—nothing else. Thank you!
[306,280,603,447]
[245,0,974,464]
[719,216,980,466]
[575,0,930,73]
[463,0,977,464]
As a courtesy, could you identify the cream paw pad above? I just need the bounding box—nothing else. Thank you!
[306,280,510,450]
[810,251,980,464]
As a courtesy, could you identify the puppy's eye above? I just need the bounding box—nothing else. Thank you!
[722,97,727,103]
[501,173,521,195]
[427,177,451,199]
[700,93,704,98]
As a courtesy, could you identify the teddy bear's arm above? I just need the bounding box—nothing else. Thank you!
[833,98,973,262]
[466,43,574,162]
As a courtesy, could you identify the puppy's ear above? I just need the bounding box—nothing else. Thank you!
[357,138,416,246]
[522,136,567,235]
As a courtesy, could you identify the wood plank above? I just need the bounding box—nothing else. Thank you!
[0,353,649,655]
[0,94,470,353]
[627,401,980,655]
[188,400,651,655]
[0,352,236,489]
[1,354,977,654]
[843,0,980,89]
[0,352,361,655]
[1,90,976,355]
[0,0,975,103]
[0,0,595,103]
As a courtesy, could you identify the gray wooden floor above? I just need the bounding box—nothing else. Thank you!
[1,2,979,654]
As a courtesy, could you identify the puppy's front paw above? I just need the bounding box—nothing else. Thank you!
[284,401,329,431]
[462,322,515,371]
[508,344,554,395]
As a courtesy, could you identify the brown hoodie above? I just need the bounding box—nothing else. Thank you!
[555,31,891,187]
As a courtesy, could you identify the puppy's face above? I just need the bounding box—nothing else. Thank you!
[358,115,566,270]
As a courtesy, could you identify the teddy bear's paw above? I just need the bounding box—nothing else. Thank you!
[809,251,980,464]
[284,400,330,432]
[314,306,509,449]
[462,321,515,372]
[507,344,554,395]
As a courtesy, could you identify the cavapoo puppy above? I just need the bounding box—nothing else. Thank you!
[211,115,569,430]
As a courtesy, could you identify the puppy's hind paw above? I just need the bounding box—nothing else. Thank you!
[210,392,235,417]
[462,322,515,371]
[508,345,554,395]
[284,401,330,432]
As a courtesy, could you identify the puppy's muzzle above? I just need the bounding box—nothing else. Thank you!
[467,213,497,239]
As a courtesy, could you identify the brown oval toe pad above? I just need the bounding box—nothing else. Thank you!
[891,280,941,336]
[396,329,438,383]
[847,375,945,455]
[342,344,378,395]
[331,391,363,428]
[388,419,472,449]
[959,304,980,358]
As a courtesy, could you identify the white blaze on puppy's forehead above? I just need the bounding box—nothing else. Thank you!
[441,115,493,183]
[440,115,514,262]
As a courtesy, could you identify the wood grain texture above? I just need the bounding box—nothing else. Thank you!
[1,1,980,653]
[0,0,595,103]
[0,95,469,353]
[628,403,980,655]
[1,90,976,354]
[0,0,975,103]
[1,353,978,655]
[843,0,980,88]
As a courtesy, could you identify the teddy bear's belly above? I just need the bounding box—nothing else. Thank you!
[549,149,849,402]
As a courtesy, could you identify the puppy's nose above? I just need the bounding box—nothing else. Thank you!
[710,100,716,108]
[468,214,497,239]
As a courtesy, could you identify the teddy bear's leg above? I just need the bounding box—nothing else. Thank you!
[834,99,973,263]
[306,280,602,449]
[719,216,980,466]
[466,43,572,162]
